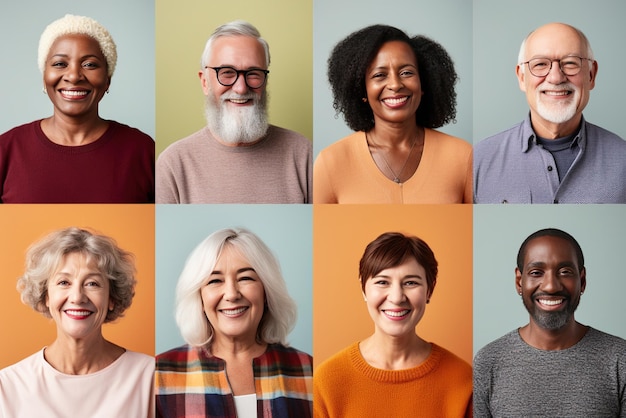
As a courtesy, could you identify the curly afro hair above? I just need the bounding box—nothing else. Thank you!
[327,24,458,132]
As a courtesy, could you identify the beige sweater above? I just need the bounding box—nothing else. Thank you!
[156,125,312,203]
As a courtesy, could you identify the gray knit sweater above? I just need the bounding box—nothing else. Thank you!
[473,327,626,417]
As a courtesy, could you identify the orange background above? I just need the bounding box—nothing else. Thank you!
[313,204,472,365]
[0,205,155,368]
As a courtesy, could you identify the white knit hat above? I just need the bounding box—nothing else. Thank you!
[38,14,117,77]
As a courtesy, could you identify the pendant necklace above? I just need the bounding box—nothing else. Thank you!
[366,132,417,184]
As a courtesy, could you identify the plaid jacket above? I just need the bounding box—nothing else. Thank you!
[156,343,312,418]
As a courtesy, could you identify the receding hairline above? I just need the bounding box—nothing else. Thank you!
[518,22,594,65]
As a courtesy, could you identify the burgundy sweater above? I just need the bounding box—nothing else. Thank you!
[0,120,154,203]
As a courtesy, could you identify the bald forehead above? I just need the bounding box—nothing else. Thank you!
[524,23,587,59]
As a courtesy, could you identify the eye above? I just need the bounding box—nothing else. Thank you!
[559,268,575,276]
[403,280,420,287]
[56,279,70,286]
[207,278,223,285]
[400,70,415,77]
[51,61,68,68]
[528,269,543,277]
[238,275,256,282]
[372,72,386,79]
[82,61,100,69]
[372,279,389,286]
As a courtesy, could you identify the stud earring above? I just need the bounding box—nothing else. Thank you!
[361,97,367,103]
[42,87,47,94]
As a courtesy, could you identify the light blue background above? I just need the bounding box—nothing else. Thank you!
[474,205,626,355]
[313,0,472,157]
[473,0,626,143]
[155,205,312,355]
[0,0,155,138]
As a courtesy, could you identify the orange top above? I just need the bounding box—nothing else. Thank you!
[313,342,472,418]
[313,129,472,203]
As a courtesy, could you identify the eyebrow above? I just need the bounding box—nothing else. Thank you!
[525,261,577,269]
[210,267,257,276]
[373,273,423,280]
[50,54,103,60]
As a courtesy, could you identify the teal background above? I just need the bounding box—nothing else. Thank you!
[473,0,626,143]
[0,0,155,138]
[155,205,313,355]
[473,205,626,355]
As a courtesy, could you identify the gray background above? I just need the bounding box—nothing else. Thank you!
[474,205,626,355]
[313,0,473,157]
[0,0,155,139]
[473,0,626,143]
[155,205,313,356]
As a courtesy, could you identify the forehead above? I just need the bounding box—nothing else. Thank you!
[209,35,266,68]
[369,40,417,68]
[525,24,585,58]
[48,34,103,57]
[523,236,578,265]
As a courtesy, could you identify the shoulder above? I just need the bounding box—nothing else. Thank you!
[121,350,155,367]
[583,121,626,148]
[158,128,209,159]
[584,327,626,352]
[431,344,472,376]
[426,129,471,149]
[156,344,196,364]
[264,344,313,368]
[0,350,42,380]
[314,343,356,378]
[107,121,154,144]
[0,120,40,142]
[318,131,364,157]
[266,125,312,153]
[474,121,525,154]
[474,330,520,365]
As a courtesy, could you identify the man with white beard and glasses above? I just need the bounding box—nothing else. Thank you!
[473,228,626,417]
[156,20,312,203]
[473,23,626,203]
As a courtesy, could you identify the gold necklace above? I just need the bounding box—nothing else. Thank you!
[366,132,418,184]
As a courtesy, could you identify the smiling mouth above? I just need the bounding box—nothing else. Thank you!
[383,309,410,318]
[64,309,93,318]
[227,98,252,104]
[542,90,572,97]
[382,96,409,106]
[220,307,249,316]
[59,89,90,99]
[536,298,565,308]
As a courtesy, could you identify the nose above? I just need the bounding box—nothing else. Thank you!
[545,60,568,84]
[69,283,87,304]
[231,72,249,94]
[224,278,241,301]
[387,282,407,304]
[540,270,563,293]
[63,63,84,83]
[386,72,403,91]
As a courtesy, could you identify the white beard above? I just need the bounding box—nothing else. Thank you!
[534,82,579,124]
[204,87,269,145]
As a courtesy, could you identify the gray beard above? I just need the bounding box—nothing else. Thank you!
[523,293,580,330]
[204,89,269,145]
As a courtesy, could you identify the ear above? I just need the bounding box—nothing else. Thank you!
[587,60,598,90]
[515,267,523,295]
[199,70,210,95]
[516,64,527,93]
[579,266,587,294]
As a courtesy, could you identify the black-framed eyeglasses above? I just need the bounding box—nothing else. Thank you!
[521,56,593,77]
[205,66,269,89]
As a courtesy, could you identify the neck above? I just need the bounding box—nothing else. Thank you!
[519,317,587,350]
[530,112,582,139]
[368,121,421,148]
[42,112,108,146]
[360,331,430,370]
[210,335,267,360]
[45,332,122,375]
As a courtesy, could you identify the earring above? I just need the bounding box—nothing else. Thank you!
[106,89,110,94]
[42,87,47,94]
[426,299,430,304]
[361,97,367,103]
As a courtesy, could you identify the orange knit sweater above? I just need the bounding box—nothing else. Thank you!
[314,342,472,418]
[313,129,473,203]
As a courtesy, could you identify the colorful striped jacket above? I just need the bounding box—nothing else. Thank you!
[156,343,312,418]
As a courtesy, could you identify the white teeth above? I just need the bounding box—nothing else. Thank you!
[544,91,569,96]
[384,310,409,317]
[61,90,88,97]
[383,97,408,105]
[221,307,248,315]
[228,99,249,104]
[66,310,91,316]
[538,299,563,306]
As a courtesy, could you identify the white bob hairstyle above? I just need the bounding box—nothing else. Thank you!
[175,227,297,347]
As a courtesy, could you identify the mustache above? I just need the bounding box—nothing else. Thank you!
[537,81,576,92]
[532,291,571,300]
[220,92,258,102]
